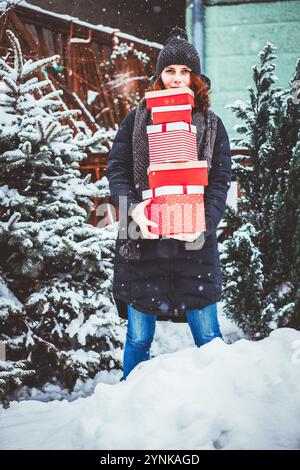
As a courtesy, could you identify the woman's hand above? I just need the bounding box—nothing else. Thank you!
[130,199,159,239]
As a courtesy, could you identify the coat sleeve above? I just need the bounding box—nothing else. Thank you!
[204,117,232,238]
[106,109,141,217]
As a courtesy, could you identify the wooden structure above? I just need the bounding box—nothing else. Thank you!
[0,1,162,225]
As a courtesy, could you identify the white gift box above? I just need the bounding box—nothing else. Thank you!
[147,121,197,164]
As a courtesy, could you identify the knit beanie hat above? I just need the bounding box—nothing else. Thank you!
[150,26,211,90]
[156,26,200,77]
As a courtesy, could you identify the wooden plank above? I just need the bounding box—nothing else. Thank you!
[8,10,38,56]
[0,17,16,56]
[53,31,66,82]
[94,42,117,129]
[70,43,76,94]
[62,43,68,84]
[64,31,72,91]
[36,25,49,58]
[101,45,120,126]
[0,4,10,44]
[100,44,120,124]
[79,45,89,104]
[77,45,101,131]
[91,51,112,129]
[84,47,110,130]
[53,31,62,58]
[76,45,84,101]
[79,47,96,122]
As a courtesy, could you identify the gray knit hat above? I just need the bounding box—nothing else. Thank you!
[150,26,211,90]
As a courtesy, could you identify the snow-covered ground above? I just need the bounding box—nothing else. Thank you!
[11,301,241,402]
[1,306,300,450]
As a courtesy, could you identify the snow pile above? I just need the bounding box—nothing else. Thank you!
[10,301,241,403]
[1,328,300,450]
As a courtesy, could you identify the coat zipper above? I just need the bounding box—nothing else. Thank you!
[169,256,179,317]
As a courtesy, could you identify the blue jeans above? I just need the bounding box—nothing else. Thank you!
[123,303,223,380]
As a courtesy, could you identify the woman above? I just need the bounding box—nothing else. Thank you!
[107,27,232,380]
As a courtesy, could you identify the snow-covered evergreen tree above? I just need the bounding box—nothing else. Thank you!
[0,30,124,398]
[0,274,34,403]
[222,43,300,337]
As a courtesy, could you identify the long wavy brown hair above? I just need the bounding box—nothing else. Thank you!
[147,73,211,113]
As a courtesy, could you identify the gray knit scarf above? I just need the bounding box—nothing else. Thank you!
[119,97,218,260]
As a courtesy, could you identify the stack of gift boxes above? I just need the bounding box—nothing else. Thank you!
[141,87,208,236]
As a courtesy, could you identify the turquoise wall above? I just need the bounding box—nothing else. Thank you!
[196,0,300,139]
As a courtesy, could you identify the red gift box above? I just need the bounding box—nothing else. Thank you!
[147,121,197,164]
[145,193,206,236]
[152,104,192,125]
[145,87,194,110]
[148,161,208,188]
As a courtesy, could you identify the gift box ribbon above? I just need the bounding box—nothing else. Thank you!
[142,185,204,199]
[160,123,192,133]
[147,121,196,134]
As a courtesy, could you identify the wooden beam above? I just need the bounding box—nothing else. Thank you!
[36,25,49,58]
[13,4,160,59]
[70,43,77,95]
[92,42,116,129]
[100,44,120,123]
[8,10,38,56]
[84,47,110,130]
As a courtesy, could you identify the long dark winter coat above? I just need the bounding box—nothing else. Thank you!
[106,107,231,323]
